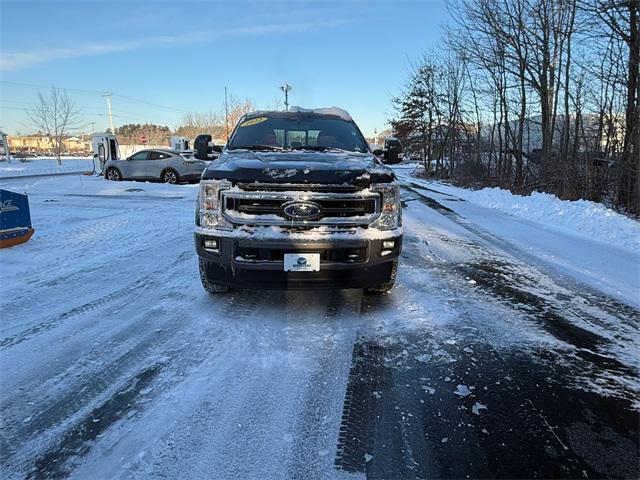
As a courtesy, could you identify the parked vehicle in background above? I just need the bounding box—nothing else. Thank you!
[11,152,39,160]
[194,107,404,294]
[104,149,207,184]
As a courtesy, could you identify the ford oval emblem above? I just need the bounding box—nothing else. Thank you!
[282,201,322,221]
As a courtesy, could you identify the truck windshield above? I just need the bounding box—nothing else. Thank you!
[228,115,370,153]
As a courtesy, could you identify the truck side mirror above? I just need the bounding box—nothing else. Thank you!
[383,138,403,165]
[194,134,212,160]
[372,148,384,156]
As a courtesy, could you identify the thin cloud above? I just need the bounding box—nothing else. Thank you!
[0,19,350,71]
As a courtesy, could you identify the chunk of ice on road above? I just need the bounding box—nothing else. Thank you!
[318,449,330,457]
[463,347,473,353]
[415,354,432,363]
[364,453,373,463]
[441,437,448,443]
[467,279,477,285]
[472,402,487,415]
[454,385,472,397]
[421,385,436,395]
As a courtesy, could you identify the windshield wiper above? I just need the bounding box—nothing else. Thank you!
[229,144,285,151]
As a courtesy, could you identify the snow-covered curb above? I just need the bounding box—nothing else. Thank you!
[423,180,640,253]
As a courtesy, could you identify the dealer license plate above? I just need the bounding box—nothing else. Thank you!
[284,253,320,272]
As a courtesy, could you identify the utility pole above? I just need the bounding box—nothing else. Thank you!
[102,92,115,133]
[224,86,229,143]
[280,83,292,111]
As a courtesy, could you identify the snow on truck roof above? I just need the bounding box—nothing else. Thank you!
[245,106,353,122]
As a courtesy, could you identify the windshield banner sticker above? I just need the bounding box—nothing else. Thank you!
[239,117,268,128]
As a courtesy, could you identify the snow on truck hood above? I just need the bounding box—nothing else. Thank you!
[202,150,396,185]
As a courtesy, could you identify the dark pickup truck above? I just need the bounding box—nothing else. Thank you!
[193,107,403,293]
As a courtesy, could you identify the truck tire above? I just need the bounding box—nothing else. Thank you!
[199,258,229,293]
[364,259,398,294]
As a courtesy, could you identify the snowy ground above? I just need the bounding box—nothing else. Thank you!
[1,172,638,479]
[0,157,94,178]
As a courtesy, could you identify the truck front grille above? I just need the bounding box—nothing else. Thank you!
[236,246,368,263]
[222,187,380,226]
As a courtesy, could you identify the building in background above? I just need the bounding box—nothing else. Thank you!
[7,135,92,155]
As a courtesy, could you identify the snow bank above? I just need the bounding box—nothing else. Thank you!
[439,184,640,252]
[0,157,93,178]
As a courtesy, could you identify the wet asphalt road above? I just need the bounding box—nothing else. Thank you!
[333,187,639,479]
[1,175,638,479]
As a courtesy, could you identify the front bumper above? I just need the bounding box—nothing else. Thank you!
[195,228,402,290]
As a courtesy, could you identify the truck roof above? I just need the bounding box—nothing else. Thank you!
[244,106,353,122]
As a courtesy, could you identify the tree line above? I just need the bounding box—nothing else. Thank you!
[24,88,254,163]
[117,95,254,145]
[391,0,638,215]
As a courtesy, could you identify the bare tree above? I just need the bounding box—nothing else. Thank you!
[27,87,81,165]
[592,0,639,213]
[225,94,254,140]
[176,111,223,139]
[176,95,254,143]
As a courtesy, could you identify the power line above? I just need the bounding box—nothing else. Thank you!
[0,80,106,95]
[0,106,152,122]
[112,94,187,113]
[1,103,162,119]
[1,80,189,114]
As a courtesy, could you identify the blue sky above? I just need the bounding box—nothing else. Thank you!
[0,0,447,136]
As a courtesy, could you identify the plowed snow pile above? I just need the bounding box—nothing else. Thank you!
[431,182,640,253]
[0,157,93,177]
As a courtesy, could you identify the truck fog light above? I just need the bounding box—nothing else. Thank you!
[383,240,395,249]
[381,249,392,256]
[204,238,219,251]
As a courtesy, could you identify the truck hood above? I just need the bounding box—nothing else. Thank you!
[202,150,395,185]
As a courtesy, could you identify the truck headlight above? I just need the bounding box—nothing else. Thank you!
[198,179,232,231]
[371,183,401,230]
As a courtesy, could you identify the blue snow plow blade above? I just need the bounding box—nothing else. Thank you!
[0,189,34,248]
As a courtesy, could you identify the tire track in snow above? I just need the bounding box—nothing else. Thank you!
[27,362,164,480]
[4,284,276,478]
[399,213,639,401]
[402,183,639,323]
[0,278,150,350]
[286,289,363,479]
[401,185,640,370]
[0,246,192,349]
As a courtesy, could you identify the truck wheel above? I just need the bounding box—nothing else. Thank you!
[162,169,179,184]
[198,258,229,293]
[105,168,121,181]
[365,259,398,294]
